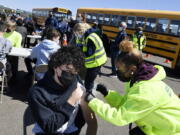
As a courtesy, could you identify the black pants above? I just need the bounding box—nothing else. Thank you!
[7,56,19,86]
[24,57,34,75]
[85,66,101,92]
[110,48,119,74]
[7,56,18,78]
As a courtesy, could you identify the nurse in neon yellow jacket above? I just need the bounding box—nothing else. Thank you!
[85,40,180,135]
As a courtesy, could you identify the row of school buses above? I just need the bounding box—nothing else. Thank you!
[32,7,180,70]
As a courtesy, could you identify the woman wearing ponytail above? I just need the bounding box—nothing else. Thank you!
[85,40,180,135]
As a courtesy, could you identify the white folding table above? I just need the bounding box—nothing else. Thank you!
[8,47,32,58]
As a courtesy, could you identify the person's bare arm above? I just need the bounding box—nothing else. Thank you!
[67,83,97,135]
[80,98,97,135]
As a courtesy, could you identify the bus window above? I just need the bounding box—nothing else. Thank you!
[92,14,97,23]
[37,11,41,16]
[40,11,44,16]
[111,15,119,26]
[127,16,135,28]
[135,17,146,28]
[156,18,169,33]
[41,11,44,16]
[86,13,92,23]
[42,11,46,16]
[119,16,127,23]
[145,18,156,31]
[168,20,180,36]
[32,10,36,15]
[104,14,111,25]
[98,14,104,24]
[54,13,59,17]
[178,28,180,36]
[45,11,49,17]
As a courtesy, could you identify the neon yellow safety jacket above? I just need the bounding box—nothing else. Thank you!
[3,31,22,48]
[89,65,180,135]
[133,34,146,50]
[83,33,107,68]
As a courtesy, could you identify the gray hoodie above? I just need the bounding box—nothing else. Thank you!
[30,39,60,79]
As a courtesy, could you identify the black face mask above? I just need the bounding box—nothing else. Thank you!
[58,70,77,89]
[6,28,12,33]
[116,70,131,82]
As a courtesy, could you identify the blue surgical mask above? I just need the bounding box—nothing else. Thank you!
[139,31,143,35]
[119,27,123,31]
[77,34,83,39]
[77,17,82,22]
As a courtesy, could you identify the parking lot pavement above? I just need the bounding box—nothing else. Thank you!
[0,57,179,135]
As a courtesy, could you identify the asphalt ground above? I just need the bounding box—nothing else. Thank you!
[0,56,180,135]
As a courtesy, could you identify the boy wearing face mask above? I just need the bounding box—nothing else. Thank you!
[3,20,22,86]
[3,20,22,48]
[28,46,97,135]
[132,27,146,51]
[24,28,61,80]
[110,22,127,76]
[85,40,180,135]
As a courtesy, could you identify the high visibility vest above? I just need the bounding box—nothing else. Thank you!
[88,65,180,135]
[76,37,84,47]
[133,34,146,50]
[83,33,107,68]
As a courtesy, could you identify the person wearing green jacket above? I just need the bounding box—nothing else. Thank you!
[132,27,146,51]
[3,20,22,86]
[3,20,22,48]
[85,40,180,135]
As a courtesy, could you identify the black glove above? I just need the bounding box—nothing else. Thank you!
[96,84,108,97]
[85,92,95,102]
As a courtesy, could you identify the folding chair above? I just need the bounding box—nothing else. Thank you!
[23,106,35,135]
[33,64,48,84]
[0,61,8,104]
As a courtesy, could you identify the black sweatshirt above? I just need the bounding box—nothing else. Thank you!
[28,71,78,134]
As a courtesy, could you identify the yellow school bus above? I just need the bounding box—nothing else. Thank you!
[32,7,72,27]
[52,7,72,19]
[77,8,180,69]
[32,8,51,26]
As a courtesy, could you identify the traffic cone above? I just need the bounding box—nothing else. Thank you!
[62,34,67,46]
[164,59,171,63]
